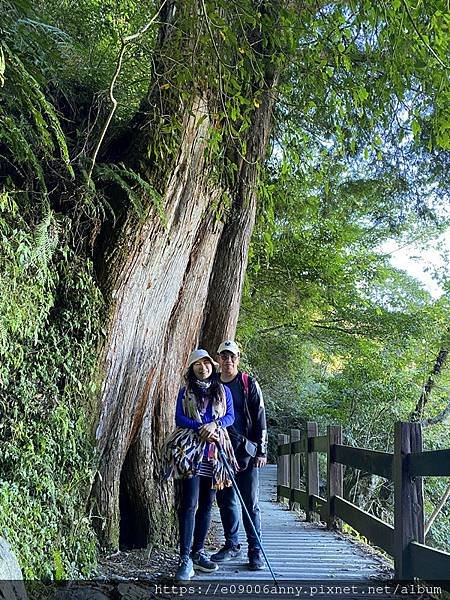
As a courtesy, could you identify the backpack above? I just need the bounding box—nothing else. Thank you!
[231,372,257,469]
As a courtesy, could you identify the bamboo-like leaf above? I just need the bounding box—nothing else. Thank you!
[0,45,5,87]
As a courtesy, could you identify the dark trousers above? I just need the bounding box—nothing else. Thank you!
[178,476,216,557]
[215,462,261,552]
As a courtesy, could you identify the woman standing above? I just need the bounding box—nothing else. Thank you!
[163,349,237,582]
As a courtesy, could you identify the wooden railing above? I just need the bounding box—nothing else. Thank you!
[277,421,450,581]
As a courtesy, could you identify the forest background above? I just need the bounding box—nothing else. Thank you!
[0,0,449,580]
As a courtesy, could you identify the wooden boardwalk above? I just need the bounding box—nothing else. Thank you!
[200,465,390,582]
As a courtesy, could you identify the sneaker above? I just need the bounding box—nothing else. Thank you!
[192,550,219,573]
[175,555,195,582]
[248,549,264,571]
[210,544,242,562]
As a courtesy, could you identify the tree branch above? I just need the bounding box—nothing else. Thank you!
[256,322,297,335]
[425,483,450,537]
[411,327,450,421]
[420,397,450,427]
[400,0,448,70]
[87,1,168,183]
[312,323,367,335]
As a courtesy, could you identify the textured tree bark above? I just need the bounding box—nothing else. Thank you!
[91,96,225,548]
[200,43,279,355]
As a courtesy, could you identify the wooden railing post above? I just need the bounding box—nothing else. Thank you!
[394,422,424,580]
[290,428,301,509]
[277,433,290,502]
[305,421,319,522]
[283,433,290,492]
[277,434,283,501]
[327,424,343,530]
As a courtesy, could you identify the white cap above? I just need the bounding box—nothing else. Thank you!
[217,340,240,356]
[186,348,219,371]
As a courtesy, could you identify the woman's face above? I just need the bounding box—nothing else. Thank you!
[192,358,213,381]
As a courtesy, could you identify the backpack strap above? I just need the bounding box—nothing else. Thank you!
[241,371,250,400]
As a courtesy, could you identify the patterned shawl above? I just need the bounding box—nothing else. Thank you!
[162,383,238,489]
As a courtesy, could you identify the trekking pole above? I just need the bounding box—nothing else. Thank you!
[216,441,279,588]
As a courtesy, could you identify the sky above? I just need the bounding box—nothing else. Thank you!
[380,230,450,299]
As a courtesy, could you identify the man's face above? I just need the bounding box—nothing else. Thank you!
[218,351,240,378]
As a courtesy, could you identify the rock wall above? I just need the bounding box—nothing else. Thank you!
[0,538,27,600]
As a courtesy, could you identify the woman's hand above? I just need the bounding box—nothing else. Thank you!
[199,422,218,442]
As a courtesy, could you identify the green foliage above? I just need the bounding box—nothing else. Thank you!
[239,114,450,550]
[0,44,73,188]
[0,195,58,358]
[0,0,103,578]
[0,199,103,577]
[241,229,450,546]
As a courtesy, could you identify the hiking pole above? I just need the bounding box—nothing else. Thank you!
[216,441,279,588]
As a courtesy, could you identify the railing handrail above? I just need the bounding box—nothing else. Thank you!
[278,438,450,479]
[277,421,450,582]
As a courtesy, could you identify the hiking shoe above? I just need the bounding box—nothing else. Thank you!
[175,555,195,582]
[210,544,242,562]
[192,550,219,572]
[248,549,264,571]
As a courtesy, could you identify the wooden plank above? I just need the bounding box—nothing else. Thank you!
[209,466,391,583]
[277,484,290,501]
[335,496,394,556]
[306,422,319,522]
[291,439,303,454]
[334,445,393,479]
[278,442,291,456]
[290,429,301,510]
[291,488,307,507]
[409,540,450,580]
[277,434,283,489]
[277,434,290,501]
[282,433,290,493]
[409,448,450,477]
[327,425,343,530]
[310,494,328,520]
[311,435,328,453]
[393,422,424,580]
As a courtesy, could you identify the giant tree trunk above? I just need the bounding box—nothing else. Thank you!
[91,0,283,550]
[91,95,225,547]
[200,70,279,353]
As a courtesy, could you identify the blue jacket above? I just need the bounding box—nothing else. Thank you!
[175,385,234,430]
[175,384,234,459]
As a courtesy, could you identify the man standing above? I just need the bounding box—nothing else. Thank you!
[211,340,267,570]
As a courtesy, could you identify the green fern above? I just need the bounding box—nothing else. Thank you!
[95,164,145,218]
[16,18,72,45]
[31,212,59,271]
[2,43,74,178]
[0,114,46,188]
[95,163,166,224]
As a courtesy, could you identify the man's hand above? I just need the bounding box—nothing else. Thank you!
[254,456,267,468]
[199,422,218,442]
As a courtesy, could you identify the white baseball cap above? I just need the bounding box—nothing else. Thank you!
[217,340,240,356]
[186,348,219,371]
